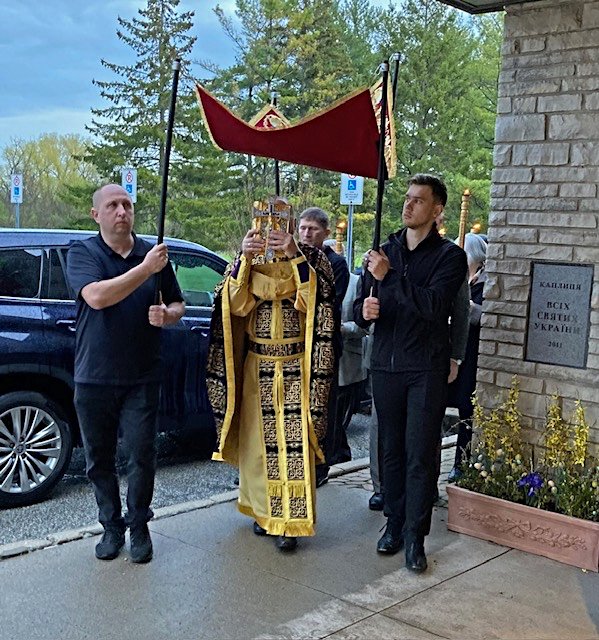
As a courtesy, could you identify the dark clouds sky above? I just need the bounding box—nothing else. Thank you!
[0,1,237,149]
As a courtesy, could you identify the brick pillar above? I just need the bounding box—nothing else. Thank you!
[480,0,599,451]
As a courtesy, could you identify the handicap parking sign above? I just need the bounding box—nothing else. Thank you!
[121,168,137,203]
[340,174,364,205]
[10,174,23,203]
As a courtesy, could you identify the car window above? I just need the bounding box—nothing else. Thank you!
[43,248,71,300]
[0,248,43,298]
[170,251,224,307]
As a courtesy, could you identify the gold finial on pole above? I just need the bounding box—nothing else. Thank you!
[458,189,471,249]
[336,220,346,255]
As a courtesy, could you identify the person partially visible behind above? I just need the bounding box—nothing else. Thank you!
[447,232,488,482]
[66,184,185,563]
[334,271,368,463]
[207,197,336,552]
[298,208,349,486]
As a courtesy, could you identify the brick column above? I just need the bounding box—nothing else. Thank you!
[480,0,599,451]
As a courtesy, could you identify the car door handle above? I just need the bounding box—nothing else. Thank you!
[190,326,209,338]
[56,319,76,332]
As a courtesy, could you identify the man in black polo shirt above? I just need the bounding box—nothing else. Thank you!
[66,184,185,563]
[298,207,349,486]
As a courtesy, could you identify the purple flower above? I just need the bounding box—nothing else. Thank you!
[517,472,543,497]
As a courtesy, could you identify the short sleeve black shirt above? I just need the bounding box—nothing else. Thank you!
[66,233,184,385]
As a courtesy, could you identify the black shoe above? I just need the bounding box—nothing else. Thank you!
[130,524,153,564]
[405,539,427,573]
[447,466,462,483]
[95,529,125,560]
[369,492,384,511]
[376,522,404,555]
[253,521,267,536]
[315,467,329,488]
[275,536,298,551]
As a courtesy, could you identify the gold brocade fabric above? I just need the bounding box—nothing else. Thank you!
[206,246,336,537]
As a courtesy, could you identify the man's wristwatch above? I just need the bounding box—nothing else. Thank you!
[452,358,462,366]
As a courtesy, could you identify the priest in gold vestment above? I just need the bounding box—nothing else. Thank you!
[207,200,336,551]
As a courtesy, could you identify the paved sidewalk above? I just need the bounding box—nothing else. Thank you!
[0,449,597,640]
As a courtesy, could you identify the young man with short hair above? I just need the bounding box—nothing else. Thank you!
[354,174,467,573]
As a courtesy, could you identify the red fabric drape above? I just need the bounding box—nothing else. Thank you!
[196,84,381,179]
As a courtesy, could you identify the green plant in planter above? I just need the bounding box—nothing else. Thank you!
[457,376,599,522]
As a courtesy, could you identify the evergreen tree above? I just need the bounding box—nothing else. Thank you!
[376,0,500,239]
[84,0,243,244]
[205,0,372,221]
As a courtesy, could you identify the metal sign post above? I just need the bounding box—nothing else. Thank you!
[10,174,23,228]
[340,173,364,270]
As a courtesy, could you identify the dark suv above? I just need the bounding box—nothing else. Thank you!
[0,229,226,507]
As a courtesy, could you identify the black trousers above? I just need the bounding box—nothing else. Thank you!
[327,380,360,465]
[74,382,159,531]
[372,369,447,540]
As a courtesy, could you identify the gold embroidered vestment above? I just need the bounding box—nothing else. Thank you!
[207,248,335,537]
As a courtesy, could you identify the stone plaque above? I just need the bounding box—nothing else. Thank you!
[525,261,594,368]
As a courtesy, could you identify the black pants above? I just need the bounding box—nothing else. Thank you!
[74,382,159,531]
[373,369,447,541]
[327,380,360,465]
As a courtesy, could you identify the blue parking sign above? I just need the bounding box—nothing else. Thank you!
[340,173,364,205]
[11,174,23,204]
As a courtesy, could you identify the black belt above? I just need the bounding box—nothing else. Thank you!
[248,340,304,357]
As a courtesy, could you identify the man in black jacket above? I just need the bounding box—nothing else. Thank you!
[354,174,467,573]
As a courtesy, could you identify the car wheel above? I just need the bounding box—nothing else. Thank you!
[0,391,73,507]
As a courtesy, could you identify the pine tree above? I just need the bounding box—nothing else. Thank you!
[377,1,501,238]
[208,0,382,232]
[84,0,243,243]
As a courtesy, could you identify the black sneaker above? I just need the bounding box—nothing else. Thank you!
[130,524,153,564]
[95,529,125,560]
[376,521,404,555]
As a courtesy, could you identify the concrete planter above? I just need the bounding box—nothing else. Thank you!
[446,485,599,572]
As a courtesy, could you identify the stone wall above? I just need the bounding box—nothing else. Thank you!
[479,0,599,451]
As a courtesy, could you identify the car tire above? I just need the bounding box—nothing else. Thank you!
[0,391,73,508]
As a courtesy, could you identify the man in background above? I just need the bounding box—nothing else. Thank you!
[298,208,349,486]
